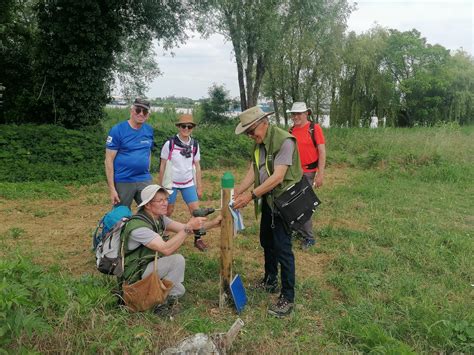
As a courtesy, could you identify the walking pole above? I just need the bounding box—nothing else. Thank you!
[219,171,234,308]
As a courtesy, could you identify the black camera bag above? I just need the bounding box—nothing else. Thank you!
[273,177,321,230]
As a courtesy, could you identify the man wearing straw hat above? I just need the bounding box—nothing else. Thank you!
[233,106,303,317]
[287,102,326,250]
[121,184,221,315]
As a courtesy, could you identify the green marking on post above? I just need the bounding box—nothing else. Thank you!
[221,171,234,188]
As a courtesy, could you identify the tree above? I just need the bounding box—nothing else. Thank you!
[2,0,189,128]
[112,37,161,102]
[261,0,351,126]
[200,83,231,124]
[444,51,474,125]
[0,0,38,124]
[196,0,283,111]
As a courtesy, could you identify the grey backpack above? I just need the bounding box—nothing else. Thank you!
[95,215,148,276]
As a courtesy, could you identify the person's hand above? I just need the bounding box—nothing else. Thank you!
[186,216,207,231]
[213,215,223,227]
[197,186,203,199]
[314,173,324,188]
[233,191,253,209]
[110,189,120,205]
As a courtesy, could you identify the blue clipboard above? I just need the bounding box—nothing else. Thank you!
[230,274,247,313]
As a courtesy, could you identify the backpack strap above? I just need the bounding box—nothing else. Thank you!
[167,138,175,161]
[121,213,165,269]
[308,121,318,149]
[168,136,197,163]
[192,138,198,162]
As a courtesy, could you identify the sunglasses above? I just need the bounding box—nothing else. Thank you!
[134,107,149,115]
[246,121,263,136]
[179,124,194,130]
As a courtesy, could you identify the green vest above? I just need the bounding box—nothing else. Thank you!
[121,212,165,284]
[252,124,303,216]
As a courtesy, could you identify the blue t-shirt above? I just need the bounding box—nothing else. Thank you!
[106,121,154,183]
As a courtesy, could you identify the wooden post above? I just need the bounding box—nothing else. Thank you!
[219,172,234,307]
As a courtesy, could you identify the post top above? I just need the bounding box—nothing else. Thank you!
[221,171,235,188]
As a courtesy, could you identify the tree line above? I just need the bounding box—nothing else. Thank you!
[1,0,473,128]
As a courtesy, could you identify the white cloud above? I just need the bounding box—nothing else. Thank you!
[148,34,238,99]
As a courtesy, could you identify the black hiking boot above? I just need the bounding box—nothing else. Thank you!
[268,295,294,318]
[254,275,279,294]
[153,296,181,317]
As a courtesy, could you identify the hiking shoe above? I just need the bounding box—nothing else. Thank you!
[254,276,279,293]
[154,298,181,317]
[194,239,208,252]
[301,238,315,250]
[153,303,172,317]
[268,295,294,318]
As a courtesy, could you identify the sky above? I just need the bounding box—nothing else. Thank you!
[146,0,473,100]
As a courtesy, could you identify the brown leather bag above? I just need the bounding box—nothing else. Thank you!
[122,253,173,312]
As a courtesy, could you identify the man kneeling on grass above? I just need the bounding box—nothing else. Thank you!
[120,184,221,315]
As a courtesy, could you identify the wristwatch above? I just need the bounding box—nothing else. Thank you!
[251,191,258,200]
[184,225,193,235]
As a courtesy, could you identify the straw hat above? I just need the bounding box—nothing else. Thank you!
[175,114,196,127]
[287,102,312,115]
[235,106,274,135]
[137,184,173,208]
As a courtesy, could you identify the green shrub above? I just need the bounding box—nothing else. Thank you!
[0,115,251,184]
[0,124,105,184]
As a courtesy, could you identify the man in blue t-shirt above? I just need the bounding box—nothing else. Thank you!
[105,98,154,208]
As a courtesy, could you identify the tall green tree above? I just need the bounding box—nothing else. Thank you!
[2,0,189,128]
[0,0,38,123]
[261,0,351,126]
[332,27,396,127]
[197,0,282,111]
[383,29,450,126]
[444,51,474,125]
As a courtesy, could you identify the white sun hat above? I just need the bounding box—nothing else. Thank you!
[287,102,312,115]
[137,184,173,208]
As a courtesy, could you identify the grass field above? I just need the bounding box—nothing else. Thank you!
[1,125,473,353]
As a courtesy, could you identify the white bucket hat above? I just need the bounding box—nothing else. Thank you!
[287,102,312,115]
[235,106,274,135]
[137,184,173,208]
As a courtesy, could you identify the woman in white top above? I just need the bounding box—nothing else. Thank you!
[158,114,207,251]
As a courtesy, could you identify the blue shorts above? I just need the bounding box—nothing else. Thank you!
[168,185,199,205]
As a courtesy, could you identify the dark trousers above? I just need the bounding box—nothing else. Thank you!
[260,198,295,302]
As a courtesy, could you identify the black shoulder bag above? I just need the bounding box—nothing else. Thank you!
[273,176,321,230]
[268,130,321,230]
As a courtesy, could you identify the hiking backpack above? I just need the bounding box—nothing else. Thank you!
[289,121,318,149]
[166,136,198,161]
[92,205,132,250]
[95,214,149,276]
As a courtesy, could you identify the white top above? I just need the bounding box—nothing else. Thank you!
[160,135,201,188]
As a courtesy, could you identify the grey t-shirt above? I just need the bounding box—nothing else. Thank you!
[127,215,173,251]
[258,138,295,183]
